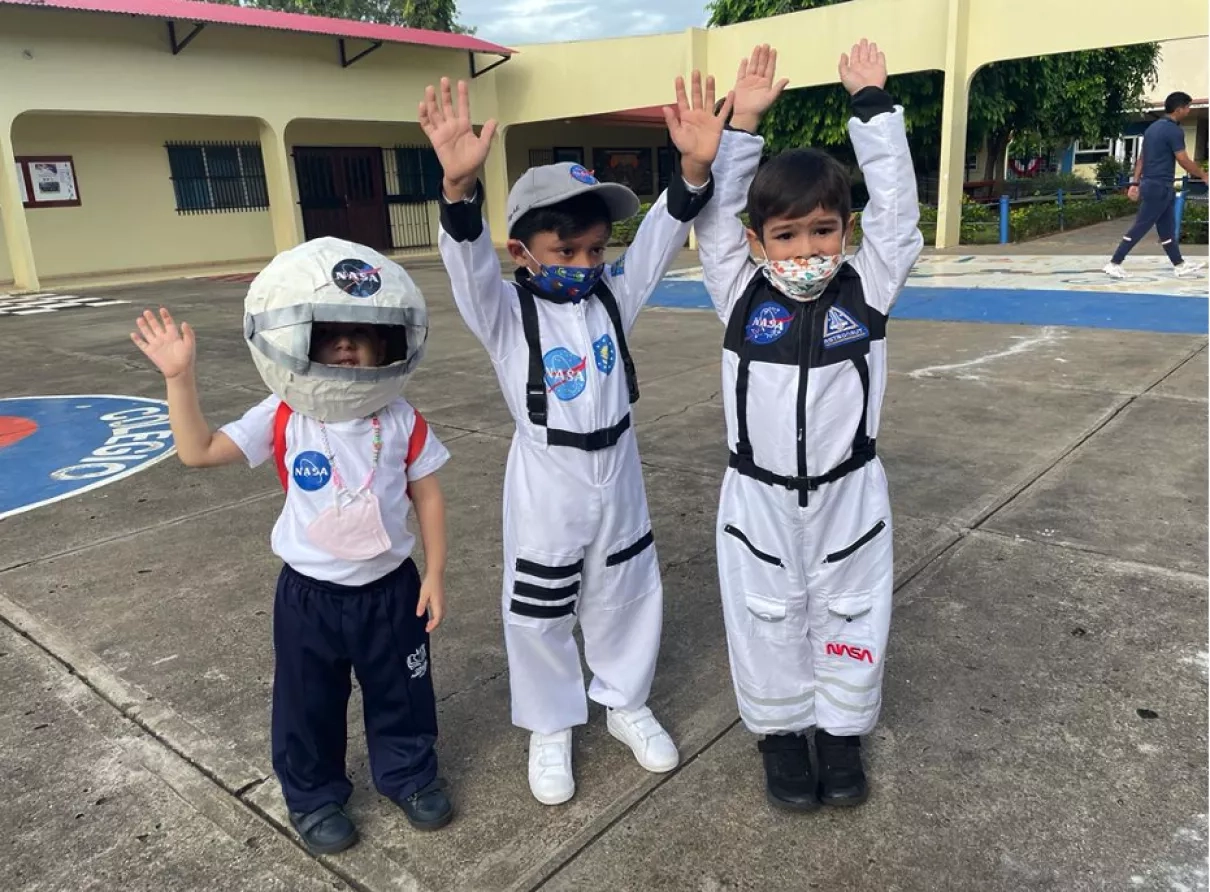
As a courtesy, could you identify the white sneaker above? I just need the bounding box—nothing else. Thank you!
[1174,261,1205,278]
[1103,262,1127,279]
[528,730,574,805]
[607,706,679,773]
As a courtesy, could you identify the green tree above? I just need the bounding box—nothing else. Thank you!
[217,0,475,32]
[706,0,1158,180]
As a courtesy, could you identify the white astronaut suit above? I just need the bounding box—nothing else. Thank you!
[694,95,924,738]
[437,163,713,736]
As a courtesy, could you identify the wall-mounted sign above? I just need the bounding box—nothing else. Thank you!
[592,148,654,196]
[15,156,81,208]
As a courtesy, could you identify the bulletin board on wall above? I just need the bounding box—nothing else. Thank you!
[592,148,654,196]
[14,156,81,208]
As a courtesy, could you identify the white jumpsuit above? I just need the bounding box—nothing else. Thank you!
[438,175,712,734]
[694,99,924,737]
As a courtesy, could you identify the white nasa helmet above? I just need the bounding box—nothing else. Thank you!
[242,237,427,423]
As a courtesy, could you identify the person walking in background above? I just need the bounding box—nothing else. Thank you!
[1105,91,1209,279]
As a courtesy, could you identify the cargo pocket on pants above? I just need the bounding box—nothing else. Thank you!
[507,546,583,630]
[598,526,659,610]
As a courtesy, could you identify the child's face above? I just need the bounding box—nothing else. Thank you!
[748,208,853,262]
[508,223,610,272]
[310,322,386,368]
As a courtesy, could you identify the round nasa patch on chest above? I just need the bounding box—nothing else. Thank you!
[543,347,588,401]
[292,450,332,491]
[744,301,795,344]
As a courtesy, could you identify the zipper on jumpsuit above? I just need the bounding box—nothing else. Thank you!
[576,300,605,486]
[795,302,816,510]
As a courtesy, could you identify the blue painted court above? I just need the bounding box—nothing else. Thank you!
[650,280,1208,334]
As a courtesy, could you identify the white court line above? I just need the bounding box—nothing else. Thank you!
[908,328,1064,379]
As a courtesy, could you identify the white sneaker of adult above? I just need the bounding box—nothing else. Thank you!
[1174,261,1205,278]
[607,705,679,773]
[528,729,574,805]
[1103,262,1127,279]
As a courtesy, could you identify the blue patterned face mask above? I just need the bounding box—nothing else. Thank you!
[523,248,604,301]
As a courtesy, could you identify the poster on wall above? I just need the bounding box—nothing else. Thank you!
[16,156,81,208]
[592,148,654,197]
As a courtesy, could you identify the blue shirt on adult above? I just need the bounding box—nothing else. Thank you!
[1141,117,1186,183]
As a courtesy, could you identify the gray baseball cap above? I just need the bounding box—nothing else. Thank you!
[506,162,641,235]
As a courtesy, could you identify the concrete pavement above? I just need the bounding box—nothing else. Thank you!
[0,253,1206,891]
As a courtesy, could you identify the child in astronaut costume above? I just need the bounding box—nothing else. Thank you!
[694,43,924,810]
[419,76,731,804]
[131,238,455,854]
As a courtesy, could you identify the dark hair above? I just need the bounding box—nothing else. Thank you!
[510,192,613,245]
[1165,91,1193,114]
[746,149,851,236]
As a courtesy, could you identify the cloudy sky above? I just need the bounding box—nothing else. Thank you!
[461,0,709,47]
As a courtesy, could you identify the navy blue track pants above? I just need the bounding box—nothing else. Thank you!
[271,558,438,814]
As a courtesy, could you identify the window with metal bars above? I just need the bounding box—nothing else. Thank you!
[393,146,442,202]
[165,142,269,213]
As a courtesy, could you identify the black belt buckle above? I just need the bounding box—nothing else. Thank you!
[525,384,547,425]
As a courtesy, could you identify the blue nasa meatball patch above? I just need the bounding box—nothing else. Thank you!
[569,165,598,185]
[544,347,588,401]
[745,301,794,344]
[292,450,332,491]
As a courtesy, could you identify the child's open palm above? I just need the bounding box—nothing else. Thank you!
[418,78,497,188]
[131,308,195,380]
[663,71,735,176]
[732,44,790,124]
[838,38,887,96]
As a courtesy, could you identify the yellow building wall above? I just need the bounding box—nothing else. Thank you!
[505,122,669,199]
[1149,38,1209,105]
[0,114,274,284]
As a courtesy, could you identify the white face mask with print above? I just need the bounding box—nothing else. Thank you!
[304,415,392,562]
[757,242,845,302]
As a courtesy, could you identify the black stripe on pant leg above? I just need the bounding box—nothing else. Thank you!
[514,579,580,601]
[510,598,576,619]
[605,529,654,567]
[515,557,584,580]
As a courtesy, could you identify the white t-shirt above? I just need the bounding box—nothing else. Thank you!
[221,395,449,586]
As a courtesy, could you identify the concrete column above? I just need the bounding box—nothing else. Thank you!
[483,123,511,245]
[258,119,302,253]
[935,0,972,249]
[0,115,39,292]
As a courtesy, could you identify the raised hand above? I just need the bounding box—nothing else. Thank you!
[662,71,735,185]
[418,77,498,199]
[838,38,887,96]
[131,307,196,380]
[731,44,790,132]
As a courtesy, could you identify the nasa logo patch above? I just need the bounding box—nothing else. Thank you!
[569,165,598,185]
[292,450,332,491]
[331,258,383,298]
[745,301,795,344]
[543,347,588,401]
[0,395,176,521]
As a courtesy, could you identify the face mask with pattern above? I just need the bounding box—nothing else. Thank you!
[757,243,846,302]
[523,247,604,300]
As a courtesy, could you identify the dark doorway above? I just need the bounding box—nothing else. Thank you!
[294,147,390,250]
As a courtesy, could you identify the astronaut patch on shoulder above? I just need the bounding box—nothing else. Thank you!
[610,252,626,277]
[822,306,869,349]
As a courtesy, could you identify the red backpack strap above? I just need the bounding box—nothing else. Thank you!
[272,402,293,491]
[405,410,428,497]
[406,410,429,470]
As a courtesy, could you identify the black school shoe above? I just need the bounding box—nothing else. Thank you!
[815,730,869,806]
[397,777,454,831]
[289,803,359,855]
[757,733,820,811]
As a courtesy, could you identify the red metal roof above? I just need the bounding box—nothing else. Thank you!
[584,106,667,126]
[0,0,513,56]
